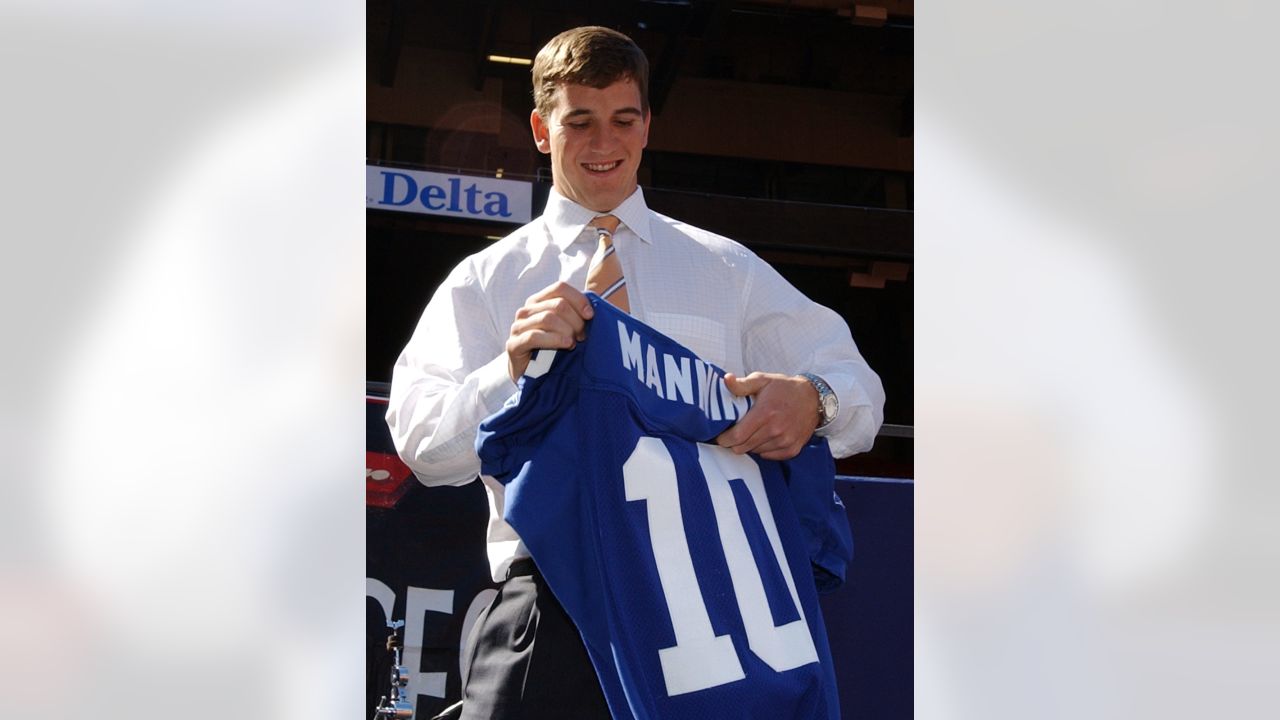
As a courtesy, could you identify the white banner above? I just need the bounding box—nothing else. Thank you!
[366,166,532,224]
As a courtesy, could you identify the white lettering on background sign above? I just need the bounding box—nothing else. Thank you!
[369,580,488,720]
[366,166,532,223]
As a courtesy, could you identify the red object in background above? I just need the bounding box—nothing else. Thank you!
[367,450,415,508]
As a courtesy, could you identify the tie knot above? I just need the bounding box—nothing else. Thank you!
[590,215,620,236]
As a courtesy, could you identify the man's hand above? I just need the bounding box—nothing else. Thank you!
[506,282,594,382]
[714,372,820,460]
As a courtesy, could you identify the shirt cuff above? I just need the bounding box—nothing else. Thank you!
[820,369,883,456]
[811,370,856,439]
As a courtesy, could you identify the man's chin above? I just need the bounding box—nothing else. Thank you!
[560,177,634,212]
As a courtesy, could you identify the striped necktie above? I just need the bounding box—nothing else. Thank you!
[585,215,630,313]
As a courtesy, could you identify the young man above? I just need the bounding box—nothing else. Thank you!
[386,26,884,719]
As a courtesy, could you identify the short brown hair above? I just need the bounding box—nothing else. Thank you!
[531,26,650,118]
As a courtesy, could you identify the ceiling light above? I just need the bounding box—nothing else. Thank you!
[487,55,532,66]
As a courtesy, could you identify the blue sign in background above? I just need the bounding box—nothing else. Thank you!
[366,399,912,720]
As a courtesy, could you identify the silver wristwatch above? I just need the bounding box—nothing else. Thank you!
[800,373,839,430]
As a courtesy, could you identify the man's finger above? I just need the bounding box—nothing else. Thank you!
[508,328,574,360]
[715,410,766,452]
[752,431,804,456]
[536,305,586,342]
[732,427,772,455]
[723,372,770,398]
[512,312,575,346]
[723,423,785,457]
[536,281,594,321]
[757,445,802,461]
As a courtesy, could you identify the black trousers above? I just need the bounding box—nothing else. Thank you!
[459,559,612,720]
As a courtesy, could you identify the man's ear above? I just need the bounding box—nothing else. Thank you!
[530,110,551,155]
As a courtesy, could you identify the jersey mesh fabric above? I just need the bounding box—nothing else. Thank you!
[476,295,850,720]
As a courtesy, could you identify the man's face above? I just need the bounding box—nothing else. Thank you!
[531,78,650,213]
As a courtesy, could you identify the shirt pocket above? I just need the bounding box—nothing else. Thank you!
[648,312,728,365]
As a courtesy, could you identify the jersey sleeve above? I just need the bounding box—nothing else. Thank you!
[783,439,855,593]
[475,346,581,483]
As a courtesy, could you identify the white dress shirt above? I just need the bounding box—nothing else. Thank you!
[386,186,884,580]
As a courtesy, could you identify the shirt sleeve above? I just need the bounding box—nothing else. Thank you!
[384,260,519,486]
[740,252,886,459]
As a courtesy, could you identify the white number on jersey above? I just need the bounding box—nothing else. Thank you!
[622,437,820,697]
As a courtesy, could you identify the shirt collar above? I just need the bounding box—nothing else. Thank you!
[543,186,654,249]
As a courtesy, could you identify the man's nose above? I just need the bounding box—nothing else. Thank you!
[588,124,617,152]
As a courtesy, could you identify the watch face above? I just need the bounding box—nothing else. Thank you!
[821,394,838,419]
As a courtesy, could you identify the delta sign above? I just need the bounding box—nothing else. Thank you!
[367,166,532,224]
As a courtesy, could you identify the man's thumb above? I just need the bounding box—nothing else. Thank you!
[723,372,767,397]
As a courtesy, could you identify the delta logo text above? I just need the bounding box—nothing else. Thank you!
[366,166,533,224]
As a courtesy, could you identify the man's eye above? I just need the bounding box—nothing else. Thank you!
[615,120,635,128]
[567,122,589,130]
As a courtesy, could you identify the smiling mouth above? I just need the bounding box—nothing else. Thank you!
[583,160,621,173]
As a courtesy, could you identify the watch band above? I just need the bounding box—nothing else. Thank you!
[800,372,838,430]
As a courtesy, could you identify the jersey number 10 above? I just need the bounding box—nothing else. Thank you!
[622,437,820,697]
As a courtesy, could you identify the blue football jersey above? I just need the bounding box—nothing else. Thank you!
[476,294,851,720]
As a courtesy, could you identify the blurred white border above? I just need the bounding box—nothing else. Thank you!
[3,2,1278,718]
[3,5,364,719]
[918,3,1279,718]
